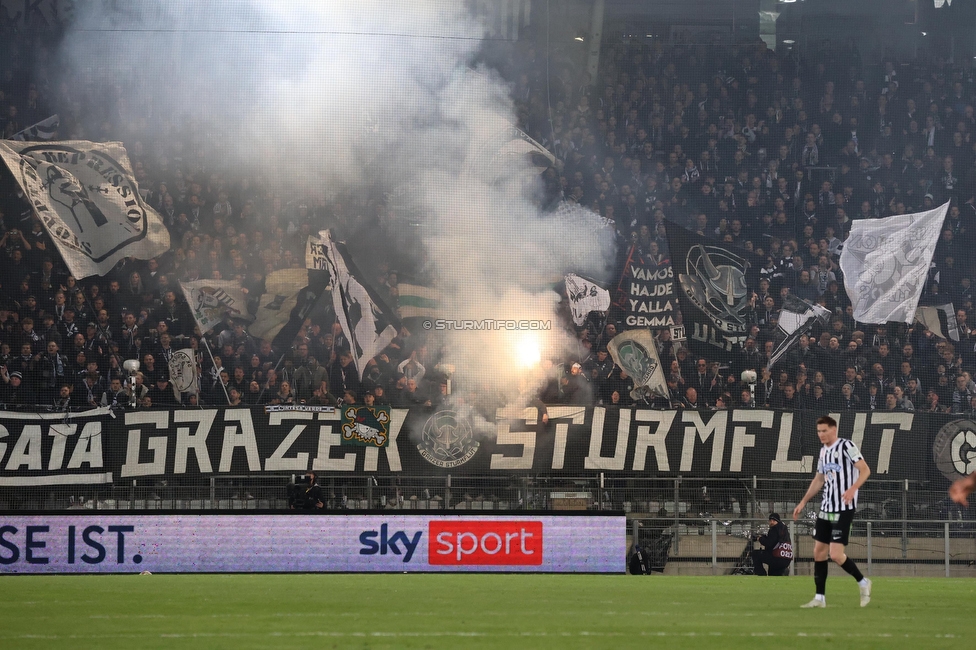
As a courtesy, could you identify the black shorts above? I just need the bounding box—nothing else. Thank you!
[813,510,856,545]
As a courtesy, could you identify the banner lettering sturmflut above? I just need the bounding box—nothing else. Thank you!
[0,407,957,484]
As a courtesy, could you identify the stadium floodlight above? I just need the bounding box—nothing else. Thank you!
[783,39,796,44]
[934,0,952,7]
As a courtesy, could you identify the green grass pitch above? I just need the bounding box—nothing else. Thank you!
[0,574,971,649]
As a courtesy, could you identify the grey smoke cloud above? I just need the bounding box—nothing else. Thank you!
[53,0,614,400]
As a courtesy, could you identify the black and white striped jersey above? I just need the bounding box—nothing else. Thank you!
[817,438,864,512]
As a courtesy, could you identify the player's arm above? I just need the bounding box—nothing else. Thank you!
[842,458,871,505]
[792,473,825,520]
[949,471,976,506]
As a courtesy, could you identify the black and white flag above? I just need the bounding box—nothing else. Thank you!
[0,140,170,278]
[319,230,400,380]
[565,273,611,326]
[606,329,670,401]
[248,269,310,343]
[915,297,960,342]
[840,202,949,324]
[10,114,60,141]
[168,348,198,402]
[180,279,251,335]
[767,295,831,369]
[665,222,762,359]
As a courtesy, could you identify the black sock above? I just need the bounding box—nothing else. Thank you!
[840,557,864,582]
[814,560,828,596]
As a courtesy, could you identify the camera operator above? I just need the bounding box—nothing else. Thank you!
[752,513,793,576]
[290,472,324,510]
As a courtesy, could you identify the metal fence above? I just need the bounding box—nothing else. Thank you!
[629,516,976,578]
[6,474,968,519]
[8,473,974,575]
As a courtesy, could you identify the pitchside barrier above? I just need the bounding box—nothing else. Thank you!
[0,512,624,574]
[1,404,972,575]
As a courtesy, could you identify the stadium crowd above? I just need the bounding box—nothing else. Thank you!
[1,14,976,414]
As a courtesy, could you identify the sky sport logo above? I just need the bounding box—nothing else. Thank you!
[429,521,543,566]
[358,521,543,566]
[423,319,552,331]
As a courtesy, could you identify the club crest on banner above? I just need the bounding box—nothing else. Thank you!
[932,419,976,481]
[417,410,479,468]
[168,349,197,394]
[341,406,391,447]
[614,339,658,387]
[679,244,750,335]
[20,146,146,259]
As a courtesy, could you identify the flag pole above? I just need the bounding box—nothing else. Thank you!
[202,337,231,405]
[255,347,290,405]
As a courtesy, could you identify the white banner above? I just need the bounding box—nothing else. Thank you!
[180,279,251,335]
[168,348,198,401]
[0,141,170,279]
[840,202,949,324]
[565,273,611,326]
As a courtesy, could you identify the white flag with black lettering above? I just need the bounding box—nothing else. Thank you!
[565,273,611,326]
[607,329,669,401]
[319,230,399,380]
[0,140,170,279]
[840,202,949,324]
[10,114,59,141]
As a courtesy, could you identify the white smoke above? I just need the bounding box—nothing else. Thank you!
[53,0,614,403]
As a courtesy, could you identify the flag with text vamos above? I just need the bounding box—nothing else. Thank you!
[613,245,676,330]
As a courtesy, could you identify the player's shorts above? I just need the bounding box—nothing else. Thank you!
[813,510,856,545]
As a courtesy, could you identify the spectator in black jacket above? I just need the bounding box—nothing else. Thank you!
[752,513,793,576]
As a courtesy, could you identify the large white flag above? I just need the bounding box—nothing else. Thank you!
[606,329,669,401]
[840,202,949,324]
[180,279,252,335]
[0,140,170,278]
[565,273,611,326]
[318,230,399,380]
